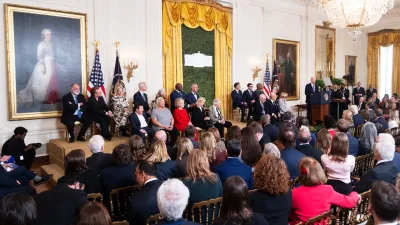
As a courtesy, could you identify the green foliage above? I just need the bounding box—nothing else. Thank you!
[331,78,345,86]
[181,25,215,107]
[309,124,324,133]
[316,79,325,88]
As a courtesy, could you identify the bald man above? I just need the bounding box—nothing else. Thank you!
[305,77,318,123]
[185,83,200,108]
[61,84,87,143]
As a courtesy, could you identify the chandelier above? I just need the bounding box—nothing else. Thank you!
[306,0,395,39]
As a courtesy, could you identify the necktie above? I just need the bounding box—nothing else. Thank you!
[74,95,82,119]
[261,102,265,114]
[312,84,315,92]
[194,93,197,100]
[141,92,145,101]
[250,91,252,95]
[216,108,221,117]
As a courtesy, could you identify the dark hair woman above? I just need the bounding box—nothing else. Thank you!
[129,135,147,162]
[240,127,262,167]
[76,202,112,225]
[0,193,37,225]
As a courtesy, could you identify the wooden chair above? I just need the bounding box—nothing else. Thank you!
[351,153,374,179]
[248,189,258,194]
[295,209,333,225]
[353,124,364,139]
[348,125,355,137]
[233,107,241,122]
[289,177,301,189]
[349,190,371,225]
[112,221,129,225]
[87,193,103,203]
[65,121,81,141]
[109,185,141,221]
[146,213,162,225]
[191,197,222,225]
[390,127,399,137]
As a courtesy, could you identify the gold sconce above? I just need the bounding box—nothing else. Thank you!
[124,57,138,83]
[252,67,262,81]
[323,21,332,28]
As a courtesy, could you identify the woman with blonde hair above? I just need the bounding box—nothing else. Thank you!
[176,138,194,177]
[182,150,222,209]
[316,128,332,154]
[191,97,211,130]
[208,127,226,150]
[388,109,400,129]
[145,141,177,181]
[200,131,227,170]
[173,97,191,132]
[342,110,353,126]
[290,157,360,225]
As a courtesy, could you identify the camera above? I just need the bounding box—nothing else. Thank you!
[31,143,42,149]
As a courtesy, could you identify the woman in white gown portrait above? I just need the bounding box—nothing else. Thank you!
[17,28,59,107]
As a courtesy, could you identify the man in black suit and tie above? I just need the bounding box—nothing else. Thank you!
[128,161,162,225]
[243,83,255,121]
[297,126,323,164]
[130,104,155,144]
[61,84,86,143]
[133,82,150,112]
[260,114,279,142]
[305,77,318,123]
[267,92,279,125]
[366,84,377,101]
[352,81,365,106]
[231,82,246,122]
[170,83,187,112]
[185,83,200,108]
[253,94,268,122]
[86,135,112,173]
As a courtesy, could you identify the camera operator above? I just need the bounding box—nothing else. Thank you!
[2,127,40,170]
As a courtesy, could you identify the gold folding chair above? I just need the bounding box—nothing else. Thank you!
[295,209,333,225]
[87,193,103,203]
[112,221,129,225]
[191,197,222,225]
[146,213,162,225]
[289,177,301,189]
[109,185,141,221]
[349,190,371,225]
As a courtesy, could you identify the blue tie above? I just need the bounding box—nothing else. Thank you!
[74,95,82,119]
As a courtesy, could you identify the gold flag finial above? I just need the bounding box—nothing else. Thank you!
[94,40,100,50]
[266,53,269,62]
[114,41,120,48]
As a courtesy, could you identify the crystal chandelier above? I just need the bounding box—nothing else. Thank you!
[306,0,395,39]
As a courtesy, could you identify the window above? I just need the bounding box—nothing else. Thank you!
[379,45,393,98]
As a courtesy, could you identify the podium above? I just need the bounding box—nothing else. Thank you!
[310,92,331,125]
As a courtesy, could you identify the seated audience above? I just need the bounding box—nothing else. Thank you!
[209,99,232,138]
[358,122,377,156]
[342,109,353,126]
[349,105,364,126]
[111,86,130,136]
[231,82,247,123]
[128,161,162,225]
[182,150,223,209]
[248,122,271,150]
[225,125,242,142]
[280,130,306,179]
[250,155,292,225]
[0,193,37,225]
[57,149,101,194]
[170,83,187,112]
[184,125,200,149]
[295,117,316,149]
[154,130,175,160]
[208,127,226,150]
[261,115,279,142]
[145,141,177,181]
[76,202,112,225]
[35,173,87,225]
[240,127,262,167]
[278,92,292,116]
[200,132,227,170]
[215,139,253,189]
[370,181,400,225]
[354,133,400,193]
[263,143,281,158]
[152,88,169,109]
[86,135,112,173]
[374,108,389,130]
[388,109,400,129]
[151,97,179,146]
[191,97,211,130]
[129,135,147,162]
[130,104,155,145]
[337,119,359,156]
[253,94,268,122]
[394,137,400,170]
[173,97,191,132]
[297,126,323,164]
[176,138,194,177]
[268,92,280,125]
[357,97,366,111]
[360,108,370,123]
[324,115,336,137]
[215,176,268,225]
[290,157,359,225]
[321,133,355,195]
[157,179,199,225]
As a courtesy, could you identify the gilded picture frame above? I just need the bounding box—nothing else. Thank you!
[273,38,300,101]
[5,4,88,120]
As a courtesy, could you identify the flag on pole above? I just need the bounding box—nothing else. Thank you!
[110,48,125,96]
[264,61,271,98]
[272,60,278,87]
[87,49,106,98]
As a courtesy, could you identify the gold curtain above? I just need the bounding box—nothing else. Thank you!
[368,30,400,95]
[163,0,233,119]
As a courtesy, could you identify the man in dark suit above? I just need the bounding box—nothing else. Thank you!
[305,77,318,123]
[260,115,279,142]
[366,84,377,101]
[86,135,112,173]
[354,133,399,193]
[243,83,255,121]
[352,81,365,106]
[133,82,150,112]
[248,122,270,150]
[350,105,365,127]
[61,84,86,143]
[374,108,389,130]
[280,130,306,179]
[252,83,264,101]
[170,83,187,112]
[369,181,400,225]
[130,104,155,145]
[267,92,279,125]
[34,173,87,225]
[337,119,359,156]
[297,126,323,164]
[215,139,253,189]
[185,83,200,108]
[253,94,268,122]
[128,161,162,225]
[184,125,200,149]
[231,82,247,122]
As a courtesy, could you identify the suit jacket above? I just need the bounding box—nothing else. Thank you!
[127,179,162,225]
[34,183,87,225]
[354,161,399,193]
[253,90,264,101]
[134,91,150,111]
[170,90,187,111]
[215,158,253,189]
[267,99,279,117]
[366,88,377,100]
[185,92,200,105]
[250,190,292,225]
[259,134,271,149]
[352,87,365,105]
[296,144,323,165]
[191,106,207,130]
[295,132,316,149]
[130,112,150,135]
[61,92,86,124]
[280,147,306,179]
[208,105,224,124]
[392,152,400,170]
[157,219,200,225]
[189,138,200,149]
[100,164,137,203]
[58,170,101,194]
[253,100,268,121]
[243,89,254,104]
[0,170,22,197]
[347,133,359,157]
[84,96,110,119]
[375,117,389,130]
[358,102,366,111]
[231,90,244,109]
[155,160,178,181]
[305,83,318,104]
[353,114,365,127]
[263,124,279,142]
[86,152,113,174]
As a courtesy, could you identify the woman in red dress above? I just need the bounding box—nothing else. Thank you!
[173,97,192,132]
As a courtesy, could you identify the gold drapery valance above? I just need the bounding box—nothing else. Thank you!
[368,30,400,95]
[163,0,233,119]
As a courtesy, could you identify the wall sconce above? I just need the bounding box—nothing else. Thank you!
[124,57,138,83]
[250,58,262,81]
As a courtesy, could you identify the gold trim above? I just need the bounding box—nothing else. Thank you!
[162,0,232,12]
[368,29,400,36]
[273,38,300,101]
[315,25,336,78]
[4,4,88,120]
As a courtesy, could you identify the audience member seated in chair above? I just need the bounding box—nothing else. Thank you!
[354,133,400,193]
[297,126,323,164]
[35,173,88,225]
[280,130,306,179]
[185,125,200,149]
[0,193,37,225]
[374,108,389,130]
[129,135,148,162]
[295,117,316,149]
[337,119,359,156]
[145,141,178,181]
[225,125,242,142]
[154,130,175,160]
[133,82,150,112]
[215,139,253,189]
[231,82,247,123]
[239,128,262,168]
[209,99,232,139]
[263,143,281,158]
[76,201,112,225]
[208,127,226,150]
[324,115,336,138]
[369,181,400,225]
[215,176,268,225]
[151,97,179,146]
[349,105,365,127]
[315,128,332,154]
[173,97,192,132]
[86,135,112,174]
[289,157,359,225]
[130,104,155,145]
[253,94,268,122]
[200,132,227,170]
[248,122,271,151]
[157,179,200,225]
[127,161,162,225]
[251,155,291,225]
[176,138,194,178]
[58,149,102,194]
[261,115,279,142]
[358,122,377,156]
[267,92,280,125]
[191,97,211,130]
[243,83,255,121]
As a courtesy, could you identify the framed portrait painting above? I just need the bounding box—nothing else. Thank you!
[273,39,300,100]
[345,55,357,84]
[5,4,87,120]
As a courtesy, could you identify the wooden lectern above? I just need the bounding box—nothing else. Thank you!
[310,92,331,125]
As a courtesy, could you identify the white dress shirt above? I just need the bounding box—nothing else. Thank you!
[136,112,148,128]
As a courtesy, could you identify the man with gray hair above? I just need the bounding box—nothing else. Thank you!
[260,114,279,142]
[354,133,400,193]
[296,126,323,164]
[253,94,268,122]
[133,82,150,112]
[349,105,364,126]
[154,130,176,160]
[86,135,112,173]
[374,108,389,130]
[157,179,199,225]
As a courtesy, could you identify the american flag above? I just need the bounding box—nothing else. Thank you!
[87,49,106,98]
[264,61,271,98]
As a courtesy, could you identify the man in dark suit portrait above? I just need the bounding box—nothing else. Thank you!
[231,82,247,122]
[297,126,323,164]
[185,83,200,108]
[337,119,359,156]
[128,161,162,225]
[61,84,86,143]
[253,94,268,122]
[366,84,377,101]
[305,77,318,122]
[86,135,112,173]
[170,83,187,112]
[134,82,150,112]
[243,83,255,121]
[130,104,155,145]
[281,53,294,95]
[352,81,365,106]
